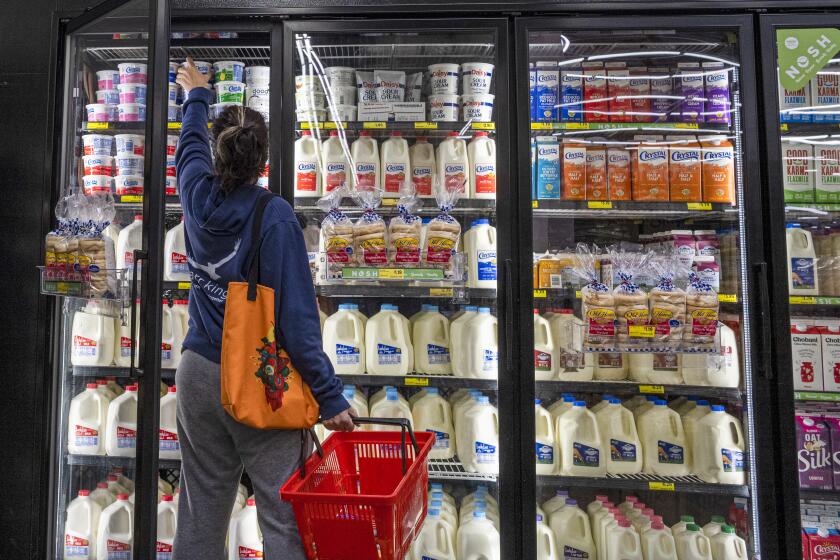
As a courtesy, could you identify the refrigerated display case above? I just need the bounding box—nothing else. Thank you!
[517,15,780,559]
[759,14,840,560]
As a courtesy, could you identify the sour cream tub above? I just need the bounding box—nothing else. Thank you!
[82,175,113,195]
[118,103,146,122]
[214,81,245,103]
[117,83,147,104]
[210,102,240,119]
[295,75,323,94]
[295,91,325,111]
[245,66,270,85]
[166,135,179,157]
[86,104,117,122]
[213,61,245,83]
[331,85,356,106]
[118,62,147,85]
[82,134,113,156]
[115,134,144,156]
[325,67,356,87]
[115,154,144,176]
[461,62,494,95]
[461,93,494,122]
[96,89,120,105]
[329,104,357,122]
[429,94,459,121]
[96,70,120,90]
[428,63,460,95]
[114,175,144,195]
[167,104,182,122]
[83,155,114,176]
[166,156,177,178]
[165,176,178,196]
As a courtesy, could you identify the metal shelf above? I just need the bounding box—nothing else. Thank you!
[72,366,175,379]
[800,488,840,501]
[316,284,495,301]
[533,288,738,306]
[67,453,181,470]
[295,42,494,72]
[528,41,730,59]
[780,122,840,136]
[297,121,495,133]
[84,38,270,64]
[115,195,181,211]
[428,458,497,482]
[785,205,840,220]
[536,380,742,401]
[295,197,495,217]
[338,374,496,390]
[531,199,738,220]
[538,474,749,497]
[162,281,191,292]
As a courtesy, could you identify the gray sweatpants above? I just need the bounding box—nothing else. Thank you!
[173,349,308,560]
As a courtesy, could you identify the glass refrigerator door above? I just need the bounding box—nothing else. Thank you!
[520,16,766,559]
[283,19,513,559]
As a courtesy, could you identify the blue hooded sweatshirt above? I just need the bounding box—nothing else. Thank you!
[176,87,348,420]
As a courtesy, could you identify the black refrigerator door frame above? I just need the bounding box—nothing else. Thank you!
[281,17,521,559]
[514,14,779,560]
[758,13,840,560]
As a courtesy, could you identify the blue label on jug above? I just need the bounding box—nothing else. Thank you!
[563,545,589,558]
[573,442,600,467]
[536,442,555,464]
[658,440,684,464]
[482,349,499,371]
[377,344,402,365]
[722,448,744,472]
[475,441,498,463]
[427,344,450,365]
[610,439,637,462]
[792,257,816,290]
[430,430,450,450]
[477,250,497,281]
[336,344,360,365]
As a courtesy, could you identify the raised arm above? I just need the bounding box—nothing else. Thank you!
[175,58,213,201]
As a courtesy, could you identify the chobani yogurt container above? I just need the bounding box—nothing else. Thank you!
[167,104,182,122]
[214,81,245,103]
[96,70,120,90]
[118,103,146,121]
[166,135,179,156]
[86,104,117,122]
[118,62,147,85]
[165,176,178,196]
[83,175,113,195]
[461,93,494,122]
[115,154,144,176]
[82,134,113,156]
[245,66,270,85]
[115,134,144,156]
[117,83,147,104]
[213,60,245,83]
[114,175,144,195]
[96,89,120,105]
[82,155,114,176]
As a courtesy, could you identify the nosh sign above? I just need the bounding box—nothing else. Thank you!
[777,28,840,90]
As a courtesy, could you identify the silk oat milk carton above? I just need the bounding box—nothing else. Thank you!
[797,414,833,490]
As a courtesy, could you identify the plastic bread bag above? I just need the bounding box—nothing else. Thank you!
[684,271,720,348]
[79,193,118,297]
[352,187,388,266]
[375,70,406,103]
[572,243,615,348]
[388,185,422,265]
[649,252,688,345]
[423,178,462,271]
[609,248,651,345]
[316,184,354,271]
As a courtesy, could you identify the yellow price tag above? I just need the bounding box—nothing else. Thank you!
[532,200,539,209]
[639,385,665,395]
[790,296,816,305]
[378,269,404,279]
[471,122,495,130]
[562,123,589,130]
[415,122,438,129]
[299,122,311,130]
[322,122,337,129]
[687,202,712,211]
[530,123,552,130]
[648,481,675,491]
[575,290,582,299]
[780,123,789,132]
[381,198,398,206]
[587,201,613,209]
[534,289,547,298]
[429,288,453,297]
[405,377,429,387]
[86,122,109,130]
[177,282,191,290]
[719,294,737,303]
[673,123,699,129]
[629,325,656,338]
[120,195,142,203]
[363,121,387,129]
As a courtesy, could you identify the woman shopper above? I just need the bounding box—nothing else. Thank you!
[172,58,354,559]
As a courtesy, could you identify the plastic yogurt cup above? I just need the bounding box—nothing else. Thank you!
[114,175,144,195]
[245,66,270,85]
[295,91,325,111]
[428,63,460,95]
[96,89,120,105]
[461,62,494,95]
[165,175,178,195]
[429,94,460,121]
[82,134,113,156]
[296,109,325,122]
[295,75,323,94]
[213,60,245,83]
[167,104,182,122]
[166,135,179,157]
[114,134,144,156]
[330,104,357,122]
[117,83,147,105]
[330,85,356,106]
[86,104,117,122]
[82,175,113,195]
[167,83,180,104]
[118,103,146,122]
[82,155,114,176]
[187,60,213,81]
[166,155,177,178]
[325,66,356,87]
[214,81,245,103]
[245,85,270,105]
[118,62,147,85]
[210,102,240,119]
[115,154,144,175]
[96,70,120,90]
[461,93,494,122]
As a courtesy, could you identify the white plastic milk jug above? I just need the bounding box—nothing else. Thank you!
[675,524,712,560]
[369,389,413,431]
[693,406,746,484]
[453,391,481,456]
[160,303,183,370]
[535,399,558,474]
[787,224,819,295]
[465,219,497,289]
[703,516,726,538]
[682,399,712,471]
[72,302,116,367]
[413,305,452,375]
[450,306,477,377]
[114,301,138,368]
[411,507,456,560]
[637,400,689,476]
[534,311,558,381]
[672,515,696,537]
[710,526,747,560]
[163,218,189,281]
[365,304,412,375]
[159,385,180,460]
[64,489,102,559]
[456,511,500,560]
[549,499,596,559]
[321,130,351,192]
[629,353,683,385]
[230,499,263,560]
[351,131,380,191]
[603,518,643,560]
[410,137,436,198]
[641,521,678,560]
[97,493,133,560]
[557,401,606,476]
[682,323,740,387]
[381,131,411,198]
[537,517,559,560]
[462,395,499,474]
[542,490,570,518]
[294,130,321,197]
[595,353,628,381]
[105,385,138,457]
[465,307,498,379]
[323,304,366,375]
[429,498,459,536]
[116,214,143,279]
[550,311,595,382]
[156,495,177,560]
[468,131,496,199]
[437,131,470,196]
[68,383,109,456]
[90,483,116,510]
[412,388,456,459]
[596,398,643,475]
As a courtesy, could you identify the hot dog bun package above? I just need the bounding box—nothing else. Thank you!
[574,243,615,349]
[423,179,462,270]
[388,188,422,265]
[684,270,719,347]
[610,248,651,345]
[649,252,688,345]
[352,184,388,266]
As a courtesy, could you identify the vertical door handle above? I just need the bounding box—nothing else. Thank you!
[504,259,514,373]
[753,261,773,380]
[129,249,147,377]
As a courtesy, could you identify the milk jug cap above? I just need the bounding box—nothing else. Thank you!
[97,483,108,489]
[247,498,256,506]
[537,514,543,522]
[652,521,665,530]
[618,518,631,528]
[301,130,312,136]
[595,495,608,502]
[643,508,654,517]
[786,223,802,228]
[329,130,338,137]
[556,490,570,497]
[117,493,129,501]
[634,502,646,510]
[430,491,443,499]
[477,395,490,404]
[448,131,459,137]
[647,396,658,402]
[134,214,143,221]
[687,524,701,532]
[565,498,577,506]
[465,306,478,312]
[427,305,439,312]
[711,405,725,412]
[431,483,443,490]
[533,309,540,314]
[535,398,542,405]
[475,131,489,137]
[722,525,735,534]
[386,392,398,401]
[697,400,710,406]
[573,401,586,407]
[711,515,726,523]
[626,496,638,503]
[473,510,487,519]
[79,489,90,497]
[654,399,667,406]
[126,385,138,392]
[426,387,439,395]
[687,396,699,402]
[107,475,118,482]
[86,383,98,390]
[161,495,174,502]
[168,386,176,393]
[471,218,490,226]
[430,499,443,508]
[338,303,354,310]
[602,394,615,401]
[474,500,487,508]
[680,515,695,523]
[563,396,576,403]
[429,508,441,517]
[608,398,621,404]
[478,307,491,313]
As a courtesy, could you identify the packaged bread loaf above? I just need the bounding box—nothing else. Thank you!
[573,243,616,349]
[388,192,421,265]
[424,179,462,269]
[684,271,719,347]
[610,249,650,346]
[353,187,387,265]
[649,253,687,345]
[317,185,354,270]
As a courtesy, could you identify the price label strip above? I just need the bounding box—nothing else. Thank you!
[629,325,655,338]
[429,288,453,297]
[639,384,665,395]
[648,481,675,491]
[404,377,429,387]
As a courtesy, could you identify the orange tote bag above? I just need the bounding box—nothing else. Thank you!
[220,192,319,429]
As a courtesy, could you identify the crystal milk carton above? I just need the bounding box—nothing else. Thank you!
[792,324,823,391]
[632,136,669,201]
[582,62,608,122]
[812,69,840,123]
[700,136,735,204]
[560,68,583,123]
[816,145,840,203]
[629,66,652,123]
[562,142,586,200]
[797,414,833,490]
[529,64,537,120]
[702,62,732,124]
[534,62,559,122]
[585,145,608,200]
[536,137,561,199]
[649,67,673,121]
[779,76,812,123]
[667,135,702,202]
[606,62,631,123]
[607,147,632,201]
[678,62,705,123]
[783,140,815,203]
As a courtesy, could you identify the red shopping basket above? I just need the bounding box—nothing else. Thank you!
[280,417,435,560]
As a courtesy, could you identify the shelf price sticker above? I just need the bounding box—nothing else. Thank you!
[790,296,817,305]
[719,294,737,303]
[648,481,675,491]
[405,377,429,387]
[561,123,590,130]
[177,282,191,290]
[429,288,454,297]
[639,384,665,395]
[167,122,181,130]
[587,201,613,209]
[780,123,789,132]
[629,325,655,338]
[673,123,699,129]
[362,121,387,129]
[534,289,547,298]
[530,123,553,131]
[381,198,398,206]
[120,195,143,203]
[687,202,713,211]
[532,200,539,209]
[471,122,495,130]
[415,122,438,129]
[575,290,582,299]
[378,268,405,279]
[86,122,109,130]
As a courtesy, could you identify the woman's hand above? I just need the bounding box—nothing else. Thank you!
[323,408,356,432]
[176,57,210,95]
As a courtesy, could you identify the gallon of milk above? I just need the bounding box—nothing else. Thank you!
[585,495,608,517]
[629,353,683,385]
[95,379,116,402]
[637,400,689,476]
[411,507,456,560]
[641,523,677,560]
[344,386,369,418]
[64,490,102,559]
[370,390,413,431]
[72,302,116,367]
[97,494,133,560]
[549,500,596,560]
[595,353,629,381]
[351,131,380,191]
[156,495,177,560]
[534,311,558,381]
[456,511,500,560]
[549,395,577,425]
[703,516,726,537]
[603,518,643,560]
[537,518,559,560]
[105,385,138,457]
[91,483,116,510]
[468,131,497,200]
[409,304,432,331]
[437,131,470,196]
[694,406,746,484]
[787,224,819,295]
[550,311,595,382]
[410,137,436,198]
[557,401,607,476]
[462,485,498,510]
[465,307,499,379]
[68,383,109,456]
[676,397,699,416]
[114,302,138,368]
[321,130,351,192]
[465,219,497,289]
[592,505,618,559]
[160,303,183,370]
[543,490,570,517]
[682,400,711,472]
[710,526,747,560]
[633,396,659,421]
[596,398,643,475]
[462,395,499,474]
[413,306,452,375]
[106,474,130,496]
[323,304,366,375]
[459,501,500,531]
[535,399,558,474]
[365,304,412,375]
[412,388,456,459]
[370,386,408,410]
[294,130,321,197]
[116,214,143,278]
[450,306,478,377]
[675,524,712,560]
[672,516,696,537]
[163,218,189,281]
[682,323,740,387]
[591,395,616,414]
[381,131,411,197]
[453,392,481,460]
[231,499,263,560]
[159,385,180,460]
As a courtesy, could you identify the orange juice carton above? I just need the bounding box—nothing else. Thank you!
[700,136,735,204]
[792,323,823,391]
[585,144,608,200]
[666,135,702,202]
[816,145,840,203]
[628,66,652,123]
[607,147,631,200]
[820,325,840,392]
[562,142,587,200]
[582,62,608,123]
[605,62,631,123]
[783,139,815,203]
[632,135,669,201]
